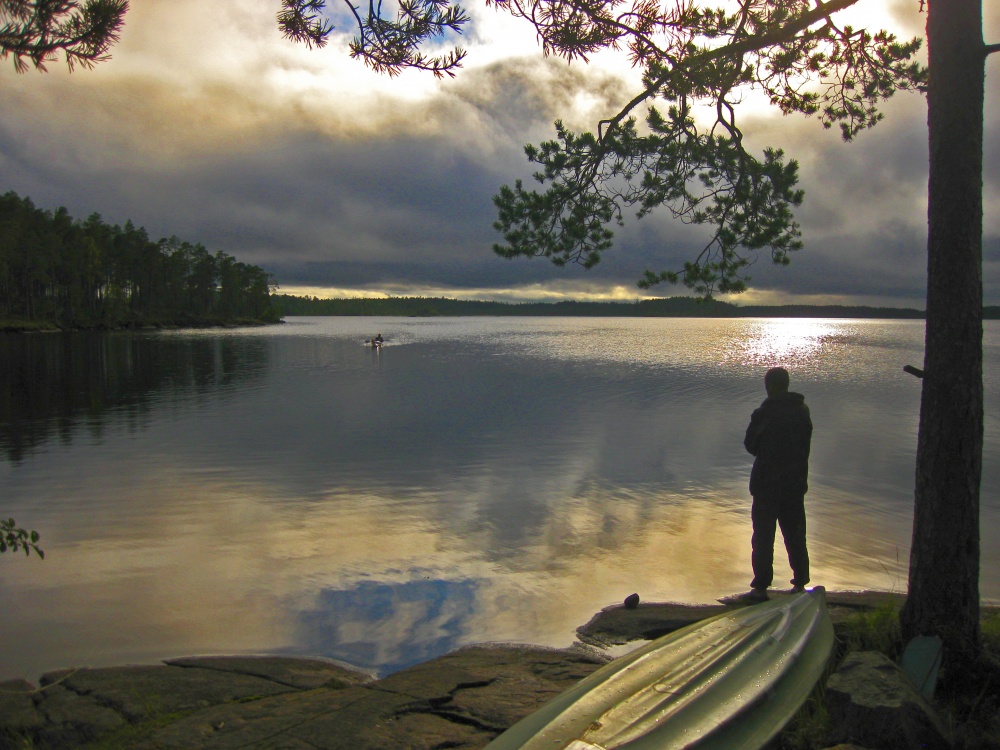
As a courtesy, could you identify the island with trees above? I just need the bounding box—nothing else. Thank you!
[0,191,280,331]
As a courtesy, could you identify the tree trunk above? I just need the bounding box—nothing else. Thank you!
[900,0,984,659]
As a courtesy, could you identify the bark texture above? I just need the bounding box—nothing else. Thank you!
[901,0,985,657]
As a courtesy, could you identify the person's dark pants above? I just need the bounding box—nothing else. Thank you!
[751,491,809,589]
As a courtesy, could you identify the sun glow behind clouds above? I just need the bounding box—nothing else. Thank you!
[278,283,657,303]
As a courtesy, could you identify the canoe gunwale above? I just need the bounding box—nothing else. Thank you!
[485,587,835,750]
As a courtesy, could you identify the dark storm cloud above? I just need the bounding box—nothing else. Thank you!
[0,0,997,305]
[0,47,659,296]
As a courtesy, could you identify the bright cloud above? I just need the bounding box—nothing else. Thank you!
[0,0,997,307]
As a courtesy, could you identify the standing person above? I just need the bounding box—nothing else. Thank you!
[742,367,813,602]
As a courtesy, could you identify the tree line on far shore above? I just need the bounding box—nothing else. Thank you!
[0,191,279,329]
[273,293,1000,320]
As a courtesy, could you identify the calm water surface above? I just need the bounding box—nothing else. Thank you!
[2,317,999,681]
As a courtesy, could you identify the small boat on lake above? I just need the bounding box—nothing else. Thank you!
[485,587,835,750]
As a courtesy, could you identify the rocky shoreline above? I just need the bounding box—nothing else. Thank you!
[0,591,968,749]
[0,317,281,333]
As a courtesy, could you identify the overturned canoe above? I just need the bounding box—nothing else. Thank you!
[485,587,834,750]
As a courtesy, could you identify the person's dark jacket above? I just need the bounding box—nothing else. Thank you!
[744,391,812,496]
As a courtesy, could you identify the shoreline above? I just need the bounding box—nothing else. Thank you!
[4,589,994,749]
[8,589,999,686]
[0,318,281,333]
[1,588,922,687]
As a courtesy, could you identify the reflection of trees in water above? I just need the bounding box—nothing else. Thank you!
[0,332,269,462]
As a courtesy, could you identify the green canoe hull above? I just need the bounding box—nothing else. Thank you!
[485,587,835,750]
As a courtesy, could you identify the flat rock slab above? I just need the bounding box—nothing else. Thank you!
[0,657,374,750]
[578,590,917,648]
[39,664,299,722]
[0,679,46,737]
[577,602,727,647]
[164,655,374,690]
[1,647,608,750]
[139,645,609,750]
[136,683,401,750]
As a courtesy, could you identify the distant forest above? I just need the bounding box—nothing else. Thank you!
[273,294,1000,320]
[0,191,279,330]
[5,186,997,328]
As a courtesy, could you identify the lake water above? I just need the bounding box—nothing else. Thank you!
[2,316,999,682]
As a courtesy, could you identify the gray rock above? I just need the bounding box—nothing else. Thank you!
[164,655,374,690]
[0,679,45,749]
[29,682,126,748]
[40,663,297,722]
[0,662,340,750]
[136,684,384,749]
[2,645,608,749]
[577,601,727,647]
[376,644,610,730]
[825,651,951,750]
[137,644,608,750]
[576,592,918,650]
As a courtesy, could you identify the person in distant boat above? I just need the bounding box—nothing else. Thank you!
[742,367,813,603]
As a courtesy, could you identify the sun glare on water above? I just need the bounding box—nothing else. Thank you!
[733,319,842,369]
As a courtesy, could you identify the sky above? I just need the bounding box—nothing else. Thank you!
[1,0,998,307]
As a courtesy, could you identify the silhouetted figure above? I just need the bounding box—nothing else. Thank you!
[742,367,812,602]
